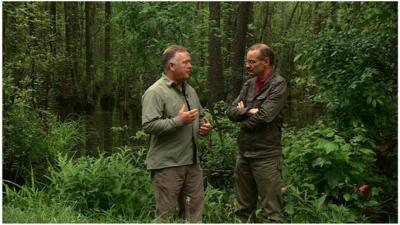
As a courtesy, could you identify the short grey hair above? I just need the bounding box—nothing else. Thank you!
[161,45,189,71]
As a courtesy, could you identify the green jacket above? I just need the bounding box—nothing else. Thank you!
[227,72,288,158]
[142,74,204,170]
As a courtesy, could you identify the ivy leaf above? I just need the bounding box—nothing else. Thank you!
[323,140,339,154]
[352,135,366,143]
[315,194,327,210]
[294,53,302,62]
[359,148,375,156]
[312,157,330,167]
[343,193,351,201]
[286,202,294,215]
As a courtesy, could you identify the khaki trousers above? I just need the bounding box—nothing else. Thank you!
[151,164,204,223]
[234,156,283,223]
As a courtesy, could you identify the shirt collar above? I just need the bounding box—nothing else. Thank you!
[161,73,187,94]
[257,67,273,83]
[162,73,175,87]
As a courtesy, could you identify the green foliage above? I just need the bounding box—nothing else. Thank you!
[48,147,154,216]
[284,186,358,223]
[200,101,239,188]
[295,3,397,143]
[203,185,236,223]
[283,121,377,197]
[112,2,210,106]
[3,183,87,223]
[3,75,85,185]
[3,3,54,106]
[282,120,396,222]
[46,117,87,157]
[3,175,90,223]
[3,177,154,223]
[289,4,397,222]
[3,2,397,223]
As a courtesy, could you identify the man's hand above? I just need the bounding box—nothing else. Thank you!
[178,104,198,125]
[237,101,245,109]
[199,117,212,135]
[247,108,258,115]
[237,100,258,116]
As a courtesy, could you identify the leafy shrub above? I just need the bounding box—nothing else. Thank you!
[48,147,154,216]
[290,4,397,222]
[282,120,396,221]
[284,186,358,223]
[46,117,86,157]
[283,121,377,197]
[199,101,240,188]
[203,185,236,223]
[295,3,397,143]
[3,75,85,185]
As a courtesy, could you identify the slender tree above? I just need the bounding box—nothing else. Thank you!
[85,2,96,107]
[285,2,300,33]
[47,2,57,109]
[259,2,270,42]
[207,2,224,105]
[101,2,114,151]
[64,2,81,105]
[313,2,323,34]
[227,2,251,102]
[26,3,38,108]
[222,2,235,71]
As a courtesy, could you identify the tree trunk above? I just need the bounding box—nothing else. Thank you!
[47,2,57,110]
[64,3,81,106]
[85,2,96,108]
[3,3,23,84]
[227,2,251,102]
[313,2,323,34]
[259,2,269,42]
[101,2,114,152]
[27,3,37,108]
[279,2,286,34]
[297,3,304,25]
[3,4,8,57]
[207,2,224,106]
[246,3,255,45]
[267,3,274,42]
[222,2,235,73]
[330,2,338,24]
[285,2,299,32]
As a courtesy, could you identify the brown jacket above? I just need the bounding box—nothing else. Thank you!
[227,72,288,158]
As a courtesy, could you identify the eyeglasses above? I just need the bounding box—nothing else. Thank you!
[245,59,258,65]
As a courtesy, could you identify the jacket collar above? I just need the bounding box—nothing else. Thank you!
[251,72,277,98]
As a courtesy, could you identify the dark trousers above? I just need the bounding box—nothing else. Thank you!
[151,164,204,223]
[235,156,283,223]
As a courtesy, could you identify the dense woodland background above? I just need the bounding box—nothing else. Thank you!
[3,2,398,223]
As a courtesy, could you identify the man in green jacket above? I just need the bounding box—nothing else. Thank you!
[227,43,288,223]
[142,45,212,222]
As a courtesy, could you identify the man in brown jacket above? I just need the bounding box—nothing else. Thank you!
[227,43,288,223]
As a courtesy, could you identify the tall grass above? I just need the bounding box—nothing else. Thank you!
[47,147,154,216]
